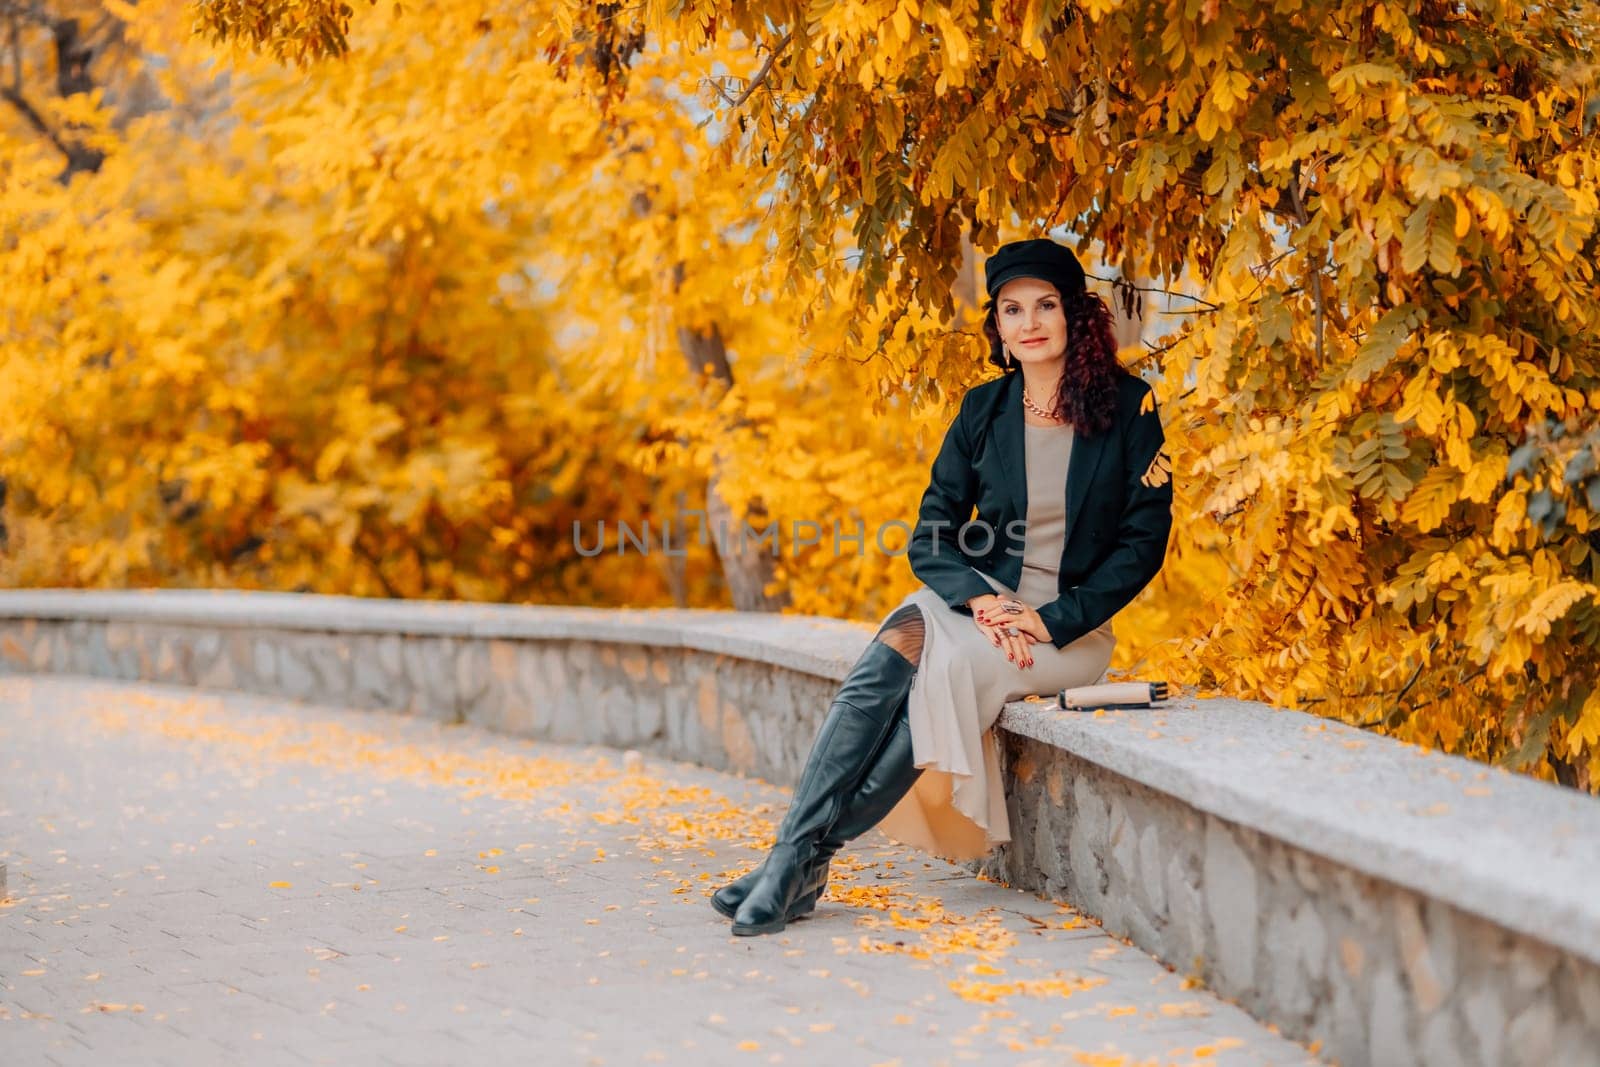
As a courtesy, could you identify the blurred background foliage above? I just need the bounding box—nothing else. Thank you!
[1,0,1596,789]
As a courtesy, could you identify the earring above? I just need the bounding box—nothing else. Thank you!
[1002,345,1013,368]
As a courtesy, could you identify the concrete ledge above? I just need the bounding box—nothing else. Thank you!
[994,698,1600,968]
[0,588,871,680]
[1,589,1596,1066]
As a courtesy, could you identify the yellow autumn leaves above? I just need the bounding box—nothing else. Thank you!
[7,0,1600,790]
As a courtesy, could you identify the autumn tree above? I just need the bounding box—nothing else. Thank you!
[2,0,964,628]
[0,0,731,605]
[192,0,1600,787]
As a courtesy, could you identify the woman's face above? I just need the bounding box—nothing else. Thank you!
[994,277,1067,365]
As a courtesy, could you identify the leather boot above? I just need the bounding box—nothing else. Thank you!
[805,710,923,904]
[712,709,921,921]
[729,641,917,936]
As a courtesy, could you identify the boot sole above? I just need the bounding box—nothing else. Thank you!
[714,890,819,922]
[731,916,787,936]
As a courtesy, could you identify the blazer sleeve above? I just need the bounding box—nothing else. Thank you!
[907,393,999,611]
[1036,384,1174,648]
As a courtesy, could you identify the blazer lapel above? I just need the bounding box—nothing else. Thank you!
[1062,420,1108,547]
[993,372,1028,521]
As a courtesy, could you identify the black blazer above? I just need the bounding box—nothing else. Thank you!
[907,367,1173,649]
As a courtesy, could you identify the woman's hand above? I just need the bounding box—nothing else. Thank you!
[965,594,1049,669]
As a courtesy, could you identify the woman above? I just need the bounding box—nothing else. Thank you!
[715,236,1173,936]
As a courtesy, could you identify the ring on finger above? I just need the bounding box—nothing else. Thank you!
[1001,626,1018,636]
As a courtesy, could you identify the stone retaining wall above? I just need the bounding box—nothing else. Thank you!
[984,731,1598,1067]
[0,606,844,790]
[1,590,1596,1067]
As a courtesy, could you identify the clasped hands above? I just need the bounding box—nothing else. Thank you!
[965,593,1049,669]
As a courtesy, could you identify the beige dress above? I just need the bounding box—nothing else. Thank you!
[877,421,1116,861]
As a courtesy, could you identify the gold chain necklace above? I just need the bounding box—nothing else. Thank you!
[1022,385,1064,422]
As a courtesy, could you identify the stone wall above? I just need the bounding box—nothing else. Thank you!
[2,590,1597,1067]
[984,733,1600,1067]
[0,611,842,789]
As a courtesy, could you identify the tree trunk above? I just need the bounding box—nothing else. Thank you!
[49,18,105,176]
[610,110,789,611]
[953,228,980,316]
[675,316,790,612]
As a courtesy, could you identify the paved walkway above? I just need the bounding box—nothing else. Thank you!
[0,676,1321,1066]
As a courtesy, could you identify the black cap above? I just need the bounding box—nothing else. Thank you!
[983,237,1086,301]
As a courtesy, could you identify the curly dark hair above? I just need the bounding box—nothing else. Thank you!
[980,288,1122,438]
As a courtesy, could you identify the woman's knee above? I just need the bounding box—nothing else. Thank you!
[872,603,925,666]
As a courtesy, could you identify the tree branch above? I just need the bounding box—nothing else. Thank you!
[1087,272,1220,312]
[1,83,64,147]
[7,8,21,92]
[0,0,52,32]
[351,531,403,599]
[0,15,105,176]
[702,29,792,123]
[1384,633,1442,723]
[1286,166,1326,367]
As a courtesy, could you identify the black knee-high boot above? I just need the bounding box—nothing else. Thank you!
[729,640,918,936]
[712,707,922,922]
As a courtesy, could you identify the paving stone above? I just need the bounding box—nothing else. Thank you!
[1,675,1321,1066]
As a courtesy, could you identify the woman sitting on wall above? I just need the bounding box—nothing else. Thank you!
[714,236,1175,936]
